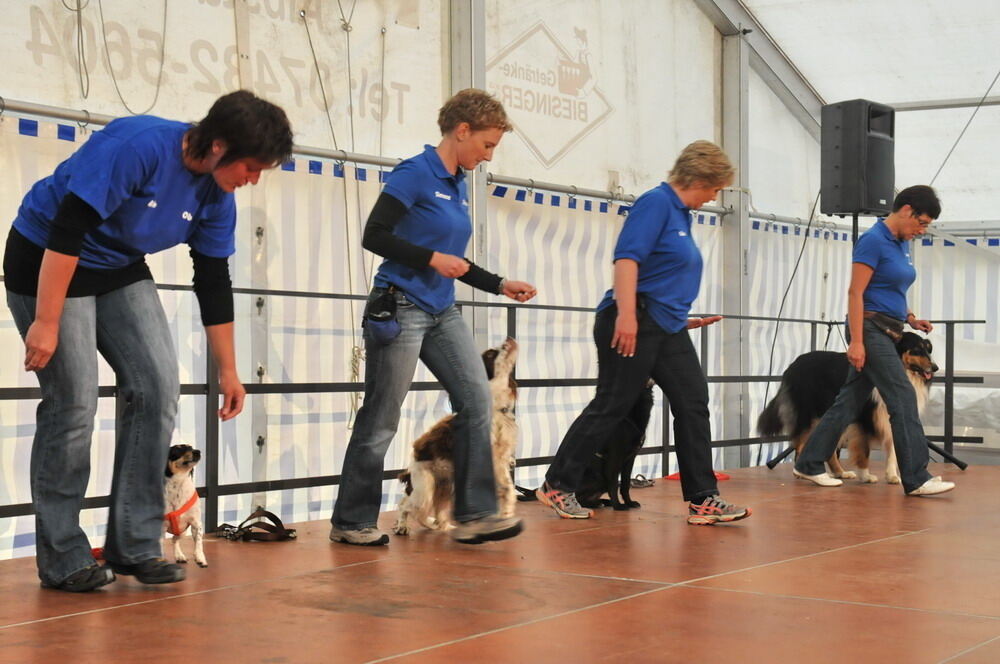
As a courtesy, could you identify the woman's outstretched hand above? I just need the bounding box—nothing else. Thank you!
[687,316,723,329]
[501,280,537,303]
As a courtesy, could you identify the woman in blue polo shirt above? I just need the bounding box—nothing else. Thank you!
[793,185,954,496]
[330,89,536,546]
[537,141,752,525]
[3,91,292,591]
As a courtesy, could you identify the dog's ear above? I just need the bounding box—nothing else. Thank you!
[168,444,192,462]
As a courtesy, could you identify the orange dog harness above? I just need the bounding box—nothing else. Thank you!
[164,493,199,536]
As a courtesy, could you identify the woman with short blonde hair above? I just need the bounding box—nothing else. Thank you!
[538,141,751,525]
[330,89,536,546]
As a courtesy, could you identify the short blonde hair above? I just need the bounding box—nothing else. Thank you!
[438,88,513,134]
[668,140,735,188]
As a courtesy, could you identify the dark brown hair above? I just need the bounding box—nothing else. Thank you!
[185,90,293,167]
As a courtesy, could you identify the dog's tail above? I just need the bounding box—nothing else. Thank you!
[398,470,414,496]
[757,386,788,437]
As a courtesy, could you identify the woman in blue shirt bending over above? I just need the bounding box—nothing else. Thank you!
[538,141,752,525]
[793,185,953,496]
[330,89,536,547]
[4,91,293,591]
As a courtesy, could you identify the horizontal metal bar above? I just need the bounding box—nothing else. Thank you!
[888,96,1000,112]
[708,376,783,383]
[1,372,988,400]
[927,435,984,444]
[0,495,110,519]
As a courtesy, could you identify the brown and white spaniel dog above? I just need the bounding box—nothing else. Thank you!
[393,338,519,535]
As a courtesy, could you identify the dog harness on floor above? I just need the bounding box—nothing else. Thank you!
[164,492,199,536]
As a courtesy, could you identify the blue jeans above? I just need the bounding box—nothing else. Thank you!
[546,305,718,502]
[332,289,497,530]
[794,319,933,493]
[7,280,179,585]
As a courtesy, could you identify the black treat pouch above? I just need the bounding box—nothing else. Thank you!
[364,288,401,344]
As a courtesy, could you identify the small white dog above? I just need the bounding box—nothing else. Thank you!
[394,338,519,535]
[163,444,207,567]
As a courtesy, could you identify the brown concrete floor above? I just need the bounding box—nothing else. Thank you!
[1,463,998,664]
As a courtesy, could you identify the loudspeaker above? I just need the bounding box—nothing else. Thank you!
[820,99,895,216]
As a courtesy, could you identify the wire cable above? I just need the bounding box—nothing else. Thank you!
[63,0,91,100]
[300,8,340,151]
[96,0,166,115]
[755,188,821,466]
[337,0,359,151]
[930,66,1000,186]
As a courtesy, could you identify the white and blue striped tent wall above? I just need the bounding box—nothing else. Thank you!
[913,236,1000,345]
[745,221,854,465]
[912,236,1000,441]
[484,186,725,489]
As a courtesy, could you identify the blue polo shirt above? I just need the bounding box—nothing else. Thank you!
[13,115,236,269]
[853,219,915,320]
[373,145,471,314]
[597,183,703,333]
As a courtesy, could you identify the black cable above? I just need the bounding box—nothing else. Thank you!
[755,189,821,466]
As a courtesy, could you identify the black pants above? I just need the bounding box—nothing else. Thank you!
[545,305,718,502]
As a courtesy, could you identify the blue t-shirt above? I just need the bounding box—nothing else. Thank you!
[13,115,236,269]
[597,183,703,333]
[373,145,471,314]
[853,219,915,320]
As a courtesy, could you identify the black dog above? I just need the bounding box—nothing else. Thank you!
[519,383,654,510]
[575,383,654,510]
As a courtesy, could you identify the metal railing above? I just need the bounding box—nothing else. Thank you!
[0,283,986,528]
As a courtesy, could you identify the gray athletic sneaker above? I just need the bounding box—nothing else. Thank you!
[329,525,389,546]
[451,515,523,544]
[536,481,593,519]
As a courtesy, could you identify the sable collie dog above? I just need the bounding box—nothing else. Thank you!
[758,332,937,483]
[393,338,519,535]
[163,444,207,567]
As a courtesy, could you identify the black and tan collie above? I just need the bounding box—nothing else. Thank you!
[758,332,937,483]
[393,338,519,535]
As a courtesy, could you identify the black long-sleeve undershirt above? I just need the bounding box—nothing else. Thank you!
[4,194,234,324]
[190,250,234,326]
[362,191,504,294]
[46,192,104,256]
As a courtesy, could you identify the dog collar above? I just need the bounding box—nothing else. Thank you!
[164,492,199,537]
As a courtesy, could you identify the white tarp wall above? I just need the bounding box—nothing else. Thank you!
[483,0,721,194]
[913,239,1000,445]
[0,0,446,159]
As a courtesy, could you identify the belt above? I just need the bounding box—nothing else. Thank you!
[863,311,904,342]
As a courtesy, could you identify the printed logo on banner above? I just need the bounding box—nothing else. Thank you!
[486,22,614,168]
